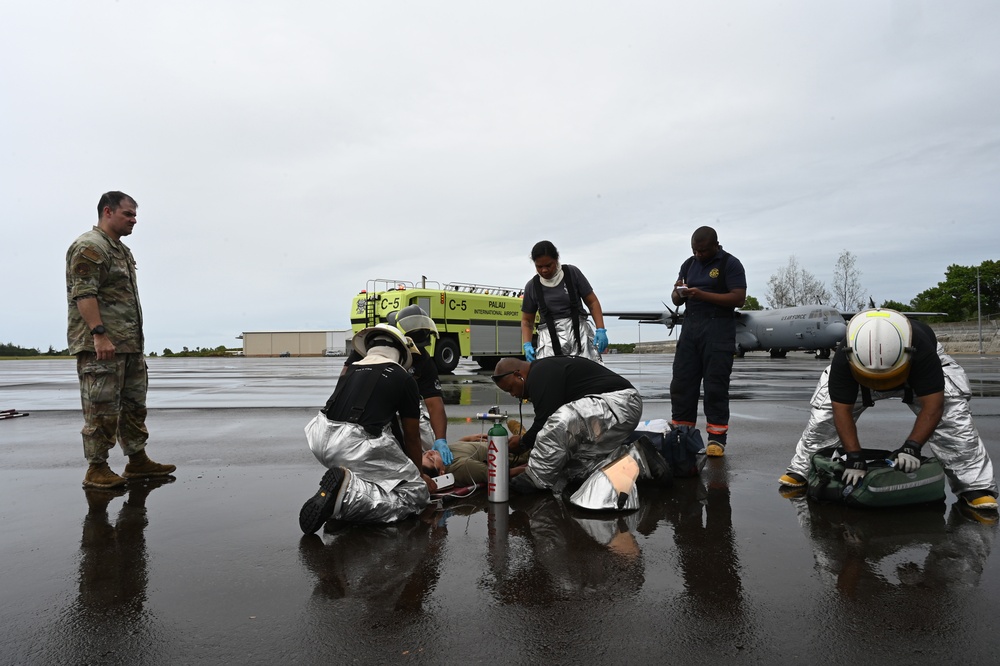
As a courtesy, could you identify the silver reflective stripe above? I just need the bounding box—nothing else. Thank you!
[866,470,946,493]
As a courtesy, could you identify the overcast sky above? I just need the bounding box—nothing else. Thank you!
[3,1,998,353]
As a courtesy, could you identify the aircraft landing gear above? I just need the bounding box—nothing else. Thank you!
[769,349,787,358]
[815,348,831,360]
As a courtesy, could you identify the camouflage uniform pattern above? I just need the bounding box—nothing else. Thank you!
[67,227,148,462]
[66,227,144,354]
[76,352,150,461]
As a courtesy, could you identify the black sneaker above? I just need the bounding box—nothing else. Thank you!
[510,472,544,495]
[299,467,346,534]
[633,435,672,486]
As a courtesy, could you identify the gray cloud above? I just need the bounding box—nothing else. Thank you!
[3,1,998,352]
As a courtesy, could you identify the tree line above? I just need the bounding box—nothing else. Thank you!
[0,343,236,358]
[0,343,66,357]
[763,252,998,321]
[155,346,233,357]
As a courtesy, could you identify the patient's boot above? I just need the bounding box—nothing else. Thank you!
[569,454,640,511]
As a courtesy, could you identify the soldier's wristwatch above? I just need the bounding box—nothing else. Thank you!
[90,325,107,336]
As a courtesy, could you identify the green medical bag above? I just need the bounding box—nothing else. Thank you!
[807,446,946,508]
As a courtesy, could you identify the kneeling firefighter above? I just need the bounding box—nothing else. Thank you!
[299,324,439,534]
[342,305,454,464]
[779,309,998,511]
[491,356,671,511]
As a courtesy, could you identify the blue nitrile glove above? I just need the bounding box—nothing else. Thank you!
[594,328,609,353]
[893,439,922,473]
[523,341,536,362]
[841,451,868,486]
[433,438,454,465]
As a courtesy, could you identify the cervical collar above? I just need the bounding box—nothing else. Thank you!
[356,345,401,366]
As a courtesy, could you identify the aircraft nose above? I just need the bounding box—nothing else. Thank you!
[828,321,847,339]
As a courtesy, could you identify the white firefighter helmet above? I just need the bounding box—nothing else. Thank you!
[844,309,913,390]
[390,304,438,347]
[353,323,419,369]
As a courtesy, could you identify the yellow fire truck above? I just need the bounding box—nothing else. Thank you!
[350,278,527,373]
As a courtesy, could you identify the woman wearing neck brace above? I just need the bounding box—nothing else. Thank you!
[520,240,607,364]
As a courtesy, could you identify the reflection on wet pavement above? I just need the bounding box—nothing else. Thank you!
[47,477,176,661]
[788,494,996,608]
[4,354,998,411]
[3,353,999,663]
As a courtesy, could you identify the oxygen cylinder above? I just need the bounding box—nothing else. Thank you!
[487,420,509,503]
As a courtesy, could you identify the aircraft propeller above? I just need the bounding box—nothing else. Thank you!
[659,301,682,334]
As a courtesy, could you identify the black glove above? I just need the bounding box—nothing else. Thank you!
[841,451,868,486]
[893,439,922,473]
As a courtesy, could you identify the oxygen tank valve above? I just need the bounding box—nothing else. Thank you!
[476,406,508,421]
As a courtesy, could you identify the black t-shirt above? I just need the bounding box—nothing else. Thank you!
[521,264,594,324]
[344,347,442,400]
[677,249,747,317]
[410,351,443,400]
[829,319,944,404]
[521,356,634,448]
[323,362,421,435]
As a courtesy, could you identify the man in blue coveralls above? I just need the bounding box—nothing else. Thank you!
[669,226,747,457]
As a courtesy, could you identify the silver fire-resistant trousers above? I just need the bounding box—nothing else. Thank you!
[536,317,603,364]
[785,345,997,497]
[305,413,430,523]
[523,387,642,493]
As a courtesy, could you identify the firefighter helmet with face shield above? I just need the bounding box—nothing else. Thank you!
[389,304,438,347]
[844,309,914,391]
[353,324,419,370]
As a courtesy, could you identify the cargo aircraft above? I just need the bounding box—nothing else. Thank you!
[607,302,945,359]
[607,304,849,358]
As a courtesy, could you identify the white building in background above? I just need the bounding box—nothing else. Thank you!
[238,330,352,357]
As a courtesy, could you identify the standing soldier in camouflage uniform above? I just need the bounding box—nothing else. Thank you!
[67,191,175,488]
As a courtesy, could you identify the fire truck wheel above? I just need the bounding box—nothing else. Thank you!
[434,337,461,374]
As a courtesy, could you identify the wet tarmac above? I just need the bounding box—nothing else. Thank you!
[2,354,1000,664]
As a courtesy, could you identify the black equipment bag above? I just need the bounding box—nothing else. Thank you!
[626,423,706,477]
